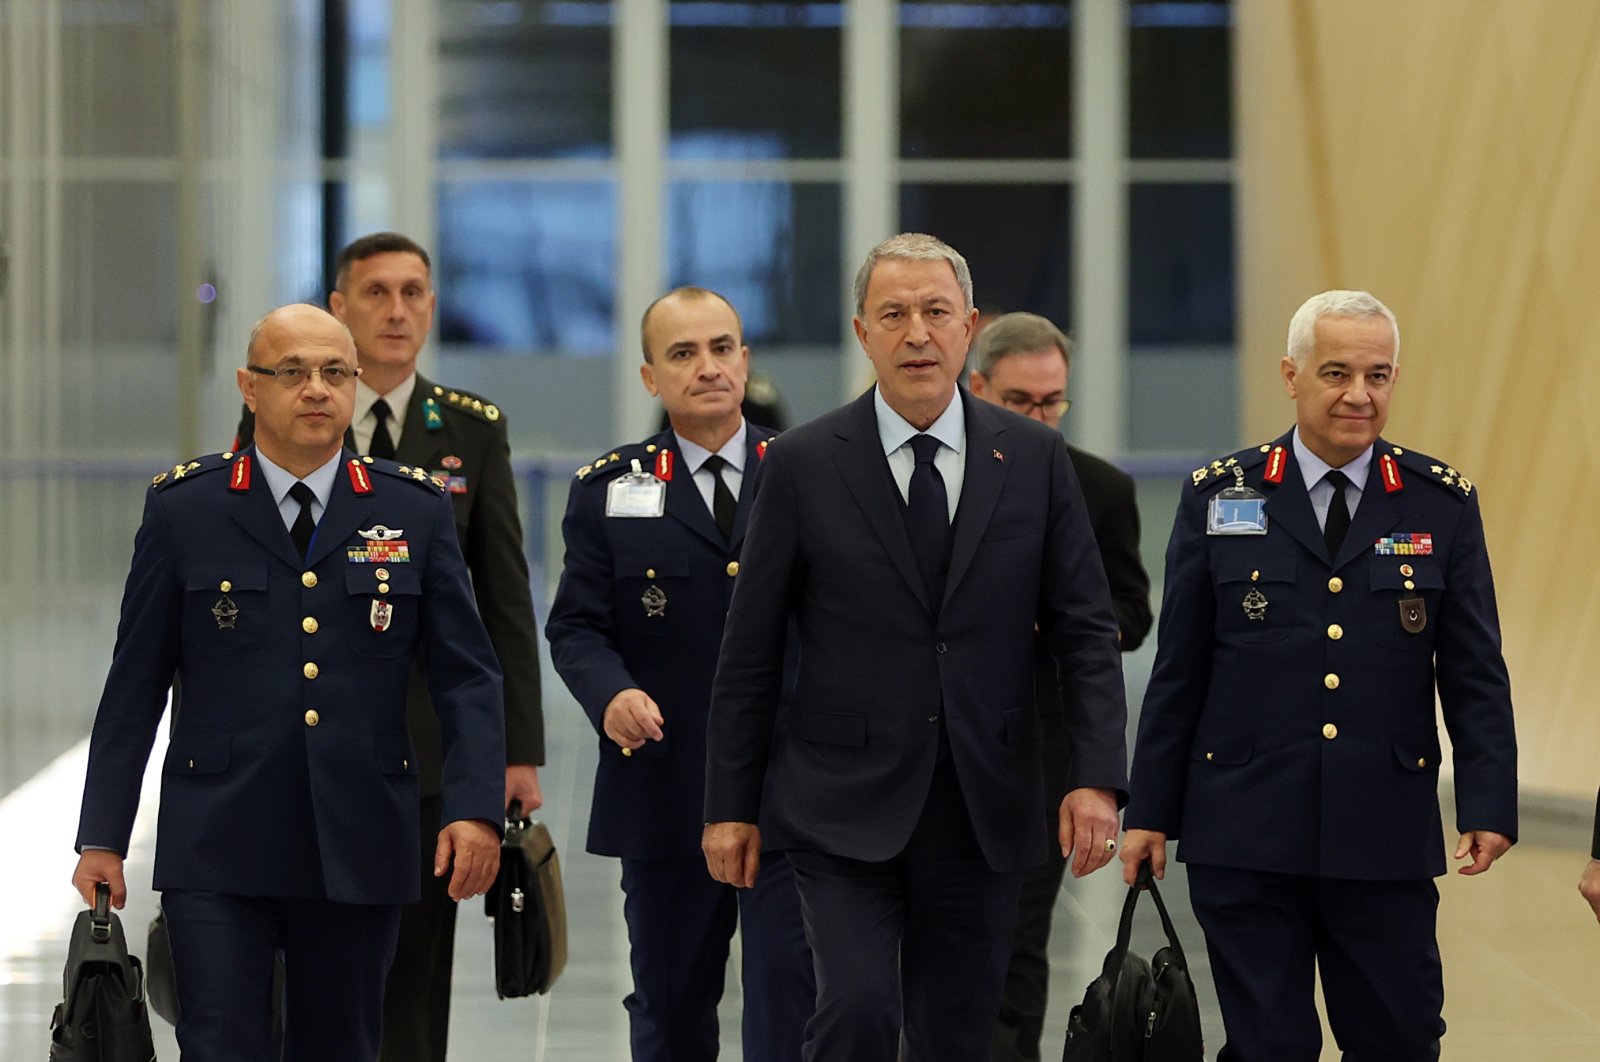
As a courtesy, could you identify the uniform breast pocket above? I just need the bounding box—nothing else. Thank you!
[184,564,270,653]
[1214,560,1298,643]
[613,549,688,636]
[345,566,422,657]
[1368,562,1445,650]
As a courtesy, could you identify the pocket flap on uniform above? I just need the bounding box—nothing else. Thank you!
[1369,564,1445,591]
[1392,728,1442,772]
[1190,726,1252,766]
[186,564,268,593]
[613,549,687,579]
[374,731,417,775]
[1003,705,1038,745]
[1217,561,1294,586]
[345,566,422,595]
[166,728,231,775]
[797,710,866,748]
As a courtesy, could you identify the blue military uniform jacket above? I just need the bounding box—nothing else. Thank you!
[1124,431,1517,881]
[75,448,506,905]
[545,423,780,859]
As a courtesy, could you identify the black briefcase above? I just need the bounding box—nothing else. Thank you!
[1062,861,1204,1062]
[49,883,158,1062]
[483,801,568,997]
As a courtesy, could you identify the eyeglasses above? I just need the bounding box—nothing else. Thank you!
[247,363,361,388]
[1000,395,1071,418]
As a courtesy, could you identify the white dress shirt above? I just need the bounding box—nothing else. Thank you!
[674,418,748,518]
[352,373,417,456]
[874,386,965,522]
[1293,427,1372,532]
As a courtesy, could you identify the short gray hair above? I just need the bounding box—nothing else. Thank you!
[852,233,973,319]
[972,312,1072,377]
[1286,290,1400,366]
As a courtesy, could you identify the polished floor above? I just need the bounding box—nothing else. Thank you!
[3,632,1599,1060]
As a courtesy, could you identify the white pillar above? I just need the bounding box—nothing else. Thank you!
[841,0,897,400]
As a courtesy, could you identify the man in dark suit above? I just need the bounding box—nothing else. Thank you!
[968,311,1152,1062]
[1120,290,1518,1061]
[546,287,813,1060]
[72,303,505,1062]
[1581,791,1600,922]
[703,234,1128,1061]
[235,233,544,1062]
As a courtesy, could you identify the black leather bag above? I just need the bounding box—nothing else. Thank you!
[49,883,158,1062]
[1062,862,1204,1062]
[143,910,180,1027]
[483,802,568,997]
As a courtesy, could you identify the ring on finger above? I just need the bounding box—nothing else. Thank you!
[1104,838,1118,853]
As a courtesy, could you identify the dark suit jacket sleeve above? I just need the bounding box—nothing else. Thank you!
[419,494,508,829]
[1123,487,1216,836]
[1035,437,1130,800]
[464,413,544,765]
[1592,789,1599,860]
[1435,490,1517,841]
[1092,469,1153,652]
[704,441,798,825]
[75,488,183,853]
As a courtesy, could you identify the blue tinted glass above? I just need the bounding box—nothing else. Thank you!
[1128,182,1234,343]
[1129,1,1232,158]
[666,181,842,345]
[436,181,616,354]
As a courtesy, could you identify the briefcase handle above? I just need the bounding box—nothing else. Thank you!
[1100,859,1191,979]
[91,882,113,943]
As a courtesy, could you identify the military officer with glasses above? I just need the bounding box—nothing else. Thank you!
[72,303,507,1062]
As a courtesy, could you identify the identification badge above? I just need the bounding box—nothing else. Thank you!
[1207,487,1268,536]
[606,461,667,518]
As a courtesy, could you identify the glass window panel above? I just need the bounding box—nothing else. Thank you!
[900,1,1072,160]
[61,0,178,157]
[1128,182,1234,344]
[438,0,613,159]
[898,182,1072,327]
[60,181,179,346]
[436,181,616,353]
[669,1,843,160]
[1128,1,1232,159]
[666,181,842,345]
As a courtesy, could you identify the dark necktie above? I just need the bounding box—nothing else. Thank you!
[906,434,952,607]
[289,482,318,560]
[1323,469,1352,558]
[368,398,396,460]
[702,454,737,544]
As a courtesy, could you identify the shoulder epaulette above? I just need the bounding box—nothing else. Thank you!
[1188,443,1272,493]
[1387,444,1475,500]
[152,453,231,490]
[575,440,663,483]
[367,457,449,493]
[427,383,501,423]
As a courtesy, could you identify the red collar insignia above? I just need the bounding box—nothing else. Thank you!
[1262,446,1287,485]
[655,449,674,482]
[348,459,373,494]
[1379,453,1404,493]
[229,454,252,492]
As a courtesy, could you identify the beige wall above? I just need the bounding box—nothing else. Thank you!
[1236,0,1600,798]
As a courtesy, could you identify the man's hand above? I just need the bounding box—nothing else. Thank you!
[435,819,501,901]
[1453,830,1512,876]
[505,764,543,814]
[1119,828,1168,886]
[72,850,127,909]
[702,822,761,889]
[603,688,664,750]
[1580,859,1600,923]
[1059,787,1120,878]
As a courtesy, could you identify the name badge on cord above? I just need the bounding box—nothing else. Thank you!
[606,460,667,518]
[1207,466,1269,535]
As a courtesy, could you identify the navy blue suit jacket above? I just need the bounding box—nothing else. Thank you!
[546,423,781,859]
[1124,431,1518,880]
[705,389,1128,874]
[75,449,506,905]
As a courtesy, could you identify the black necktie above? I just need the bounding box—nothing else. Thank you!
[289,482,318,560]
[368,398,396,460]
[906,434,952,607]
[702,454,737,544]
[1323,469,1352,558]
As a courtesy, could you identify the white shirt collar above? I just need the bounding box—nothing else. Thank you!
[674,418,748,474]
[874,386,965,457]
[356,372,417,424]
[254,447,344,508]
[1292,427,1373,492]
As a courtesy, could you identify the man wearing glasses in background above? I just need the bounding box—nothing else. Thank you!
[968,312,1152,1062]
[72,303,507,1062]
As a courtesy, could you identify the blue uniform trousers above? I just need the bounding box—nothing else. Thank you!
[619,849,813,1061]
[162,889,402,1062]
[1186,864,1444,1062]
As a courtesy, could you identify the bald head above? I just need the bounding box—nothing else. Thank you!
[247,303,356,365]
[239,303,360,478]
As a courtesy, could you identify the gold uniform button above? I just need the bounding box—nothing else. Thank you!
[375,567,391,581]
[378,582,390,594]
[403,759,409,770]
[1417,757,1427,768]
[1250,570,1260,582]
[188,759,195,770]
[302,571,318,588]
[1327,624,1343,640]
[1322,723,1338,740]
[646,568,657,579]
[1205,752,1215,762]
[305,710,320,727]
[220,580,232,593]
[1324,673,1340,690]
[302,617,319,634]
[303,662,319,680]
[1327,577,1343,593]
[621,747,633,757]
[1403,580,1416,591]
[726,561,740,577]
[1399,563,1414,577]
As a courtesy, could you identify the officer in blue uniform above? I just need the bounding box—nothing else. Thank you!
[71,304,506,1062]
[545,287,813,1061]
[1121,290,1518,1062]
